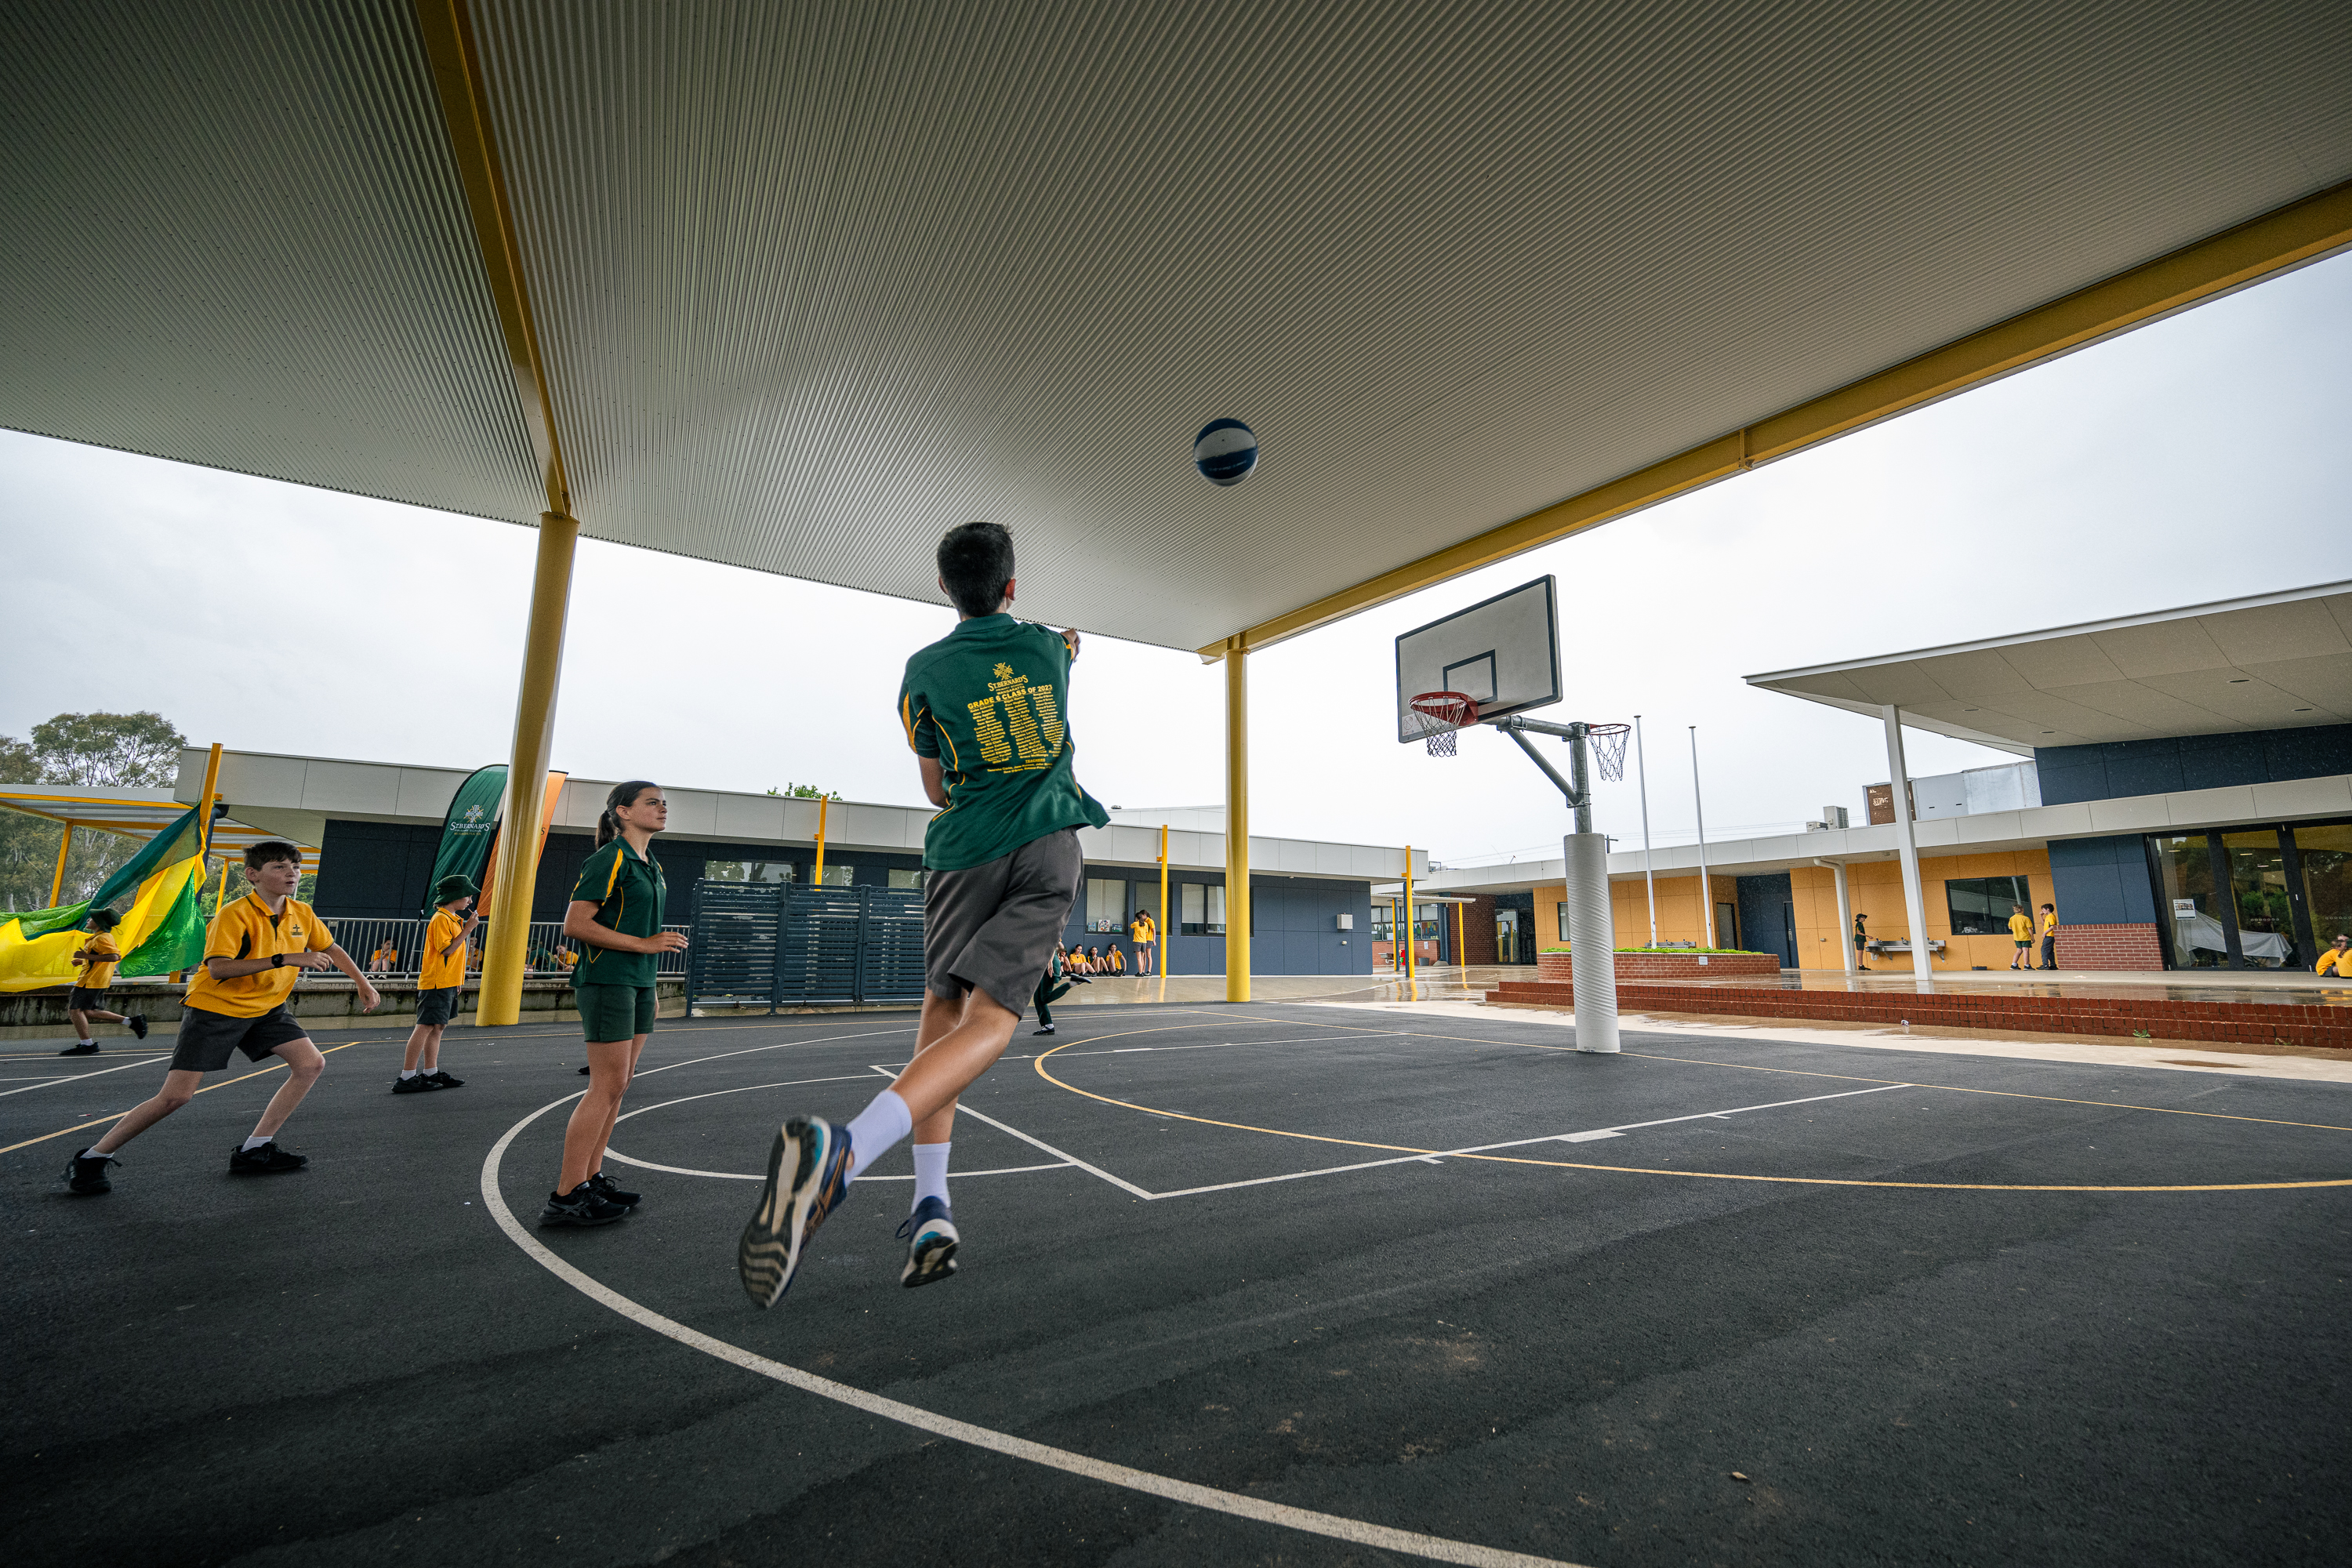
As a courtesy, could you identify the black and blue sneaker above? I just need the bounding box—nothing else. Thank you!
[738,1116,851,1308]
[897,1196,960,1288]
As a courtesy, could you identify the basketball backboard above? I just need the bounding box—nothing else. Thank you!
[1394,575,1561,742]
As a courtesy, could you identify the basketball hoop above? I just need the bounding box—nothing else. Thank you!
[1406,691,1479,757]
[1585,722,1631,782]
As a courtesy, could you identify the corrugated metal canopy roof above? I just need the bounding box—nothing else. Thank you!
[1744,581,2352,750]
[5,1,2350,652]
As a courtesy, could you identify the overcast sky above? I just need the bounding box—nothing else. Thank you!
[3,251,2345,866]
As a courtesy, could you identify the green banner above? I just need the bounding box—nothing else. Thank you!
[118,870,207,978]
[9,802,207,938]
[423,764,507,915]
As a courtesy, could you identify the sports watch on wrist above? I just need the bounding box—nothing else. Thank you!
[270,953,285,968]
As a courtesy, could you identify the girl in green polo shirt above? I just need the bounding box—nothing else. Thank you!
[542,780,688,1228]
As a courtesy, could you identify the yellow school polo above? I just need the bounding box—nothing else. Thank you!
[78,933,122,988]
[2040,912,2058,937]
[2007,913,2033,941]
[420,908,468,989]
[184,894,336,1017]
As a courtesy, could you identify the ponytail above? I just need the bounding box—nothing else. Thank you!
[597,780,660,847]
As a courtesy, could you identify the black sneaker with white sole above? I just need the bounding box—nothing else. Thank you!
[227,1141,309,1175]
[128,1014,150,1040]
[426,1069,465,1089]
[391,1074,441,1094]
[59,1040,98,1056]
[63,1149,118,1194]
[738,1116,852,1308]
[586,1170,640,1207]
[539,1182,630,1227]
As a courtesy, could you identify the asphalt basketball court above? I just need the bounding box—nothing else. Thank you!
[6,1000,2348,1566]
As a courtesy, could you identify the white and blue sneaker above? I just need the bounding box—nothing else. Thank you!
[897,1195,959,1288]
[739,1116,852,1309]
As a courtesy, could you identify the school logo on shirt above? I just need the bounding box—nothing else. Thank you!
[968,662,1065,772]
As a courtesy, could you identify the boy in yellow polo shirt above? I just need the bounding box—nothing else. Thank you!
[2038,903,2059,971]
[60,907,150,1055]
[396,873,477,1094]
[62,842,379,1195]
[2006,904,2034,969]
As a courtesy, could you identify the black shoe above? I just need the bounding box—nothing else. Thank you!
[540,1182,629,1227]
[63,1149,117,1194]
[1033,1024,1056,1036]
[59,1040,98,1056]
[392,1073,441,1094]
[426,1070,465,1089]
[128,1014,150,1040]
[228,1141,309,1175]
[586,1170,640,1207]
[579,1065,591,1075]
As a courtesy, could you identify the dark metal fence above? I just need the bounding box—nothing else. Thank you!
[688,880,927,1010]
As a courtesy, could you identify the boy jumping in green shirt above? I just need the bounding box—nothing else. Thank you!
[739,521,1106,1305]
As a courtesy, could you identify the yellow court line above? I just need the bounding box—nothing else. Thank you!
[1030,1035,2352,1195]
[0,1040,365,1156]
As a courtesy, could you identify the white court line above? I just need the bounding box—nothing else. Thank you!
[1114,1084,1915,1201]
[0,1054,169,1097]
[865,1065,1159,1200]
[480,1094,1585,1568]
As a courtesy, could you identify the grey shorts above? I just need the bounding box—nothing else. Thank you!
[172,1005,309,1072]
[416,985,460,1028]
[924,829,1083,1018]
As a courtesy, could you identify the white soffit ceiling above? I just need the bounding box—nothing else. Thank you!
[1745,583,2352,751]
[5,1,2350,650]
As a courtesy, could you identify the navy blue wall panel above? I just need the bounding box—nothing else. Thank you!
[1734,873,1796,967]
[2046,835,2158,924]
[2036,723,2352,806]
[313,820,441,918]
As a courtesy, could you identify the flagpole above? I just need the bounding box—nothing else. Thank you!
[1690,727,1714,948]
[1634,716,1657,947]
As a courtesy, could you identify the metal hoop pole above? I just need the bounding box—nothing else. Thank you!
[1634,716,1657,946]
[1567,722,1592,836]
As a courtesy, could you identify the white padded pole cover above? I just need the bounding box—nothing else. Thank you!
[1563,832,1619,1053]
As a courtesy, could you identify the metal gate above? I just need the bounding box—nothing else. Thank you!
[688,880,927,1010]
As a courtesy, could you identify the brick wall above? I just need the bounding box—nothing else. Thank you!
[1459,895,1498,966]
[1486,980,2352,1051]
[1536,951,1780,982]
[2053,923,2164,971]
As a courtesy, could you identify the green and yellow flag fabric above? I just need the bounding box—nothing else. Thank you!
[0,803,213,991]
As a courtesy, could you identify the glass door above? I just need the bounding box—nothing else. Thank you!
[2150,833,2230,967]
[2220,829,2297,968]
[1494,907,1522,964]
[2293,822,2352,958]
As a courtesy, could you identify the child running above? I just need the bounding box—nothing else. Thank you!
[60,907,149,1054]
[539,781,688,1228]
[61,842,379,1194]
[1032,943,1072,1036]
[739,521,1106,1305]
[394,873,477,1094]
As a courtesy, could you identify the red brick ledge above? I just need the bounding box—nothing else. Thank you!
[1535,951,1780,983]
[1486,981,2352,1051]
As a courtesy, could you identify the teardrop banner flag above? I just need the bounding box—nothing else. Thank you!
[475,771,569,918]
[423,765,508,916]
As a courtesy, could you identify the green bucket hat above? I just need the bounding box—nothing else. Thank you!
[433,873,481,904]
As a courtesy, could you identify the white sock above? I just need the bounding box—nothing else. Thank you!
[241,1134,272,1151]
[842,1090,913,1181]
[913,1142,951,1208]
[400,1069,418,1079]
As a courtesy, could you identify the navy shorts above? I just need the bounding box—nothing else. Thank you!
[172,1005,309,1073]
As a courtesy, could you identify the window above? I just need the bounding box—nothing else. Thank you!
[887,867,926,890]
[1495,907,1522,964]
[1085,877,1127,932]
[818,863,854,887]
[1180,882,1225,935]
[1370,905,1396,943]
[1944,875,2031,937]
[1558,903,1570,942]
[703,859,797,884]
[1414,902,1442,940]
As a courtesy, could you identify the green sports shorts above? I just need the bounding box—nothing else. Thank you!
[575,982,656,1041]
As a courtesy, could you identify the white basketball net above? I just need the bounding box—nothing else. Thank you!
[1406,691,1479,757]
[1587,724,1630,782]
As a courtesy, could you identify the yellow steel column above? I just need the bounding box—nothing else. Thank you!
[1455,900,1466,973]
[1157,823,1169,1001]
[1223,637,1250,1001]
[813,796,829,885]
[477,514,579,1025]
[194,741,224,864]
[48,822,74,908]
[1403,847,1415,987]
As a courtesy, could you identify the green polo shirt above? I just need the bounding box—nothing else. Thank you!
[570,837,666,988]
[898,614,1109,870]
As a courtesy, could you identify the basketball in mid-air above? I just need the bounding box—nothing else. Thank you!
[1192,419,1258,486]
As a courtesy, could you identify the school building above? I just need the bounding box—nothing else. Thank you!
[1419,583,2352,974]
[169,750,1417,978]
